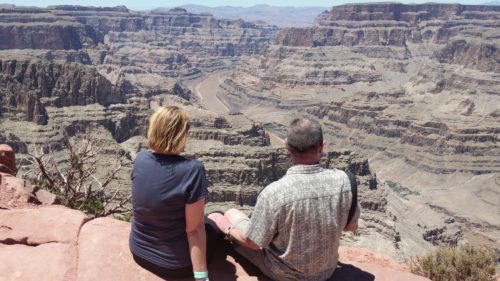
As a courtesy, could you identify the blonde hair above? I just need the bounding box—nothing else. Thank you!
[147,106,190,153]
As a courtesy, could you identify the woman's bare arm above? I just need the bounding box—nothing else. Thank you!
[185,198,207,277]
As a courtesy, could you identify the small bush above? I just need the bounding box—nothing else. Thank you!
[116,212,133,222]
[27,132,130,218]
[386,180,420,198]
[410,245,496,281]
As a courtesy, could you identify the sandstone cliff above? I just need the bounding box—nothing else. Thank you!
[0,5,277,83]
[218,3,499,253]
[0,2,496,267]
[0,145,429,281]
[0,59,122,125]
[276,3,500,47]
[0,206,429,281]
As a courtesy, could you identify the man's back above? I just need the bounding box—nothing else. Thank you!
[246,164,356,280]
[207,117,361,281]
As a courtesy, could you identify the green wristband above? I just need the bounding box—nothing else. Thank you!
[194,271,208,278]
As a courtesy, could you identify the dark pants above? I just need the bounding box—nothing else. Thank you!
[132,255,193,279]
[133,218,223,280]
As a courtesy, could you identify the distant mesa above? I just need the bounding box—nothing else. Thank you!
[47,5,129,12]
[150,7,191,15]
[483,1,500,5]
[170,4,328,27]
[169,7,188,13]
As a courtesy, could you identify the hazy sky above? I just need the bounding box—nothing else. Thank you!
[9,0,493,10]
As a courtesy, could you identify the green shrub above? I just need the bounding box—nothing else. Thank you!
[386,180,420,198]
[116,212,133,222]
[410,245,496,281]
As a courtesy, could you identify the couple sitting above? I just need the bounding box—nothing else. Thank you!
[129,106,360,281]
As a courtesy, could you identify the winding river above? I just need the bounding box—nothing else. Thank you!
[194,72,229,114]
[194,72,284,147]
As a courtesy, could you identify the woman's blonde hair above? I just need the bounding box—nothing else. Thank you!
[147,106,190,153]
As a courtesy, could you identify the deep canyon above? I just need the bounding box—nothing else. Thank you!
[0,3,498,263]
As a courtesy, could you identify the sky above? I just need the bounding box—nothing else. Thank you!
[7,0,493,10]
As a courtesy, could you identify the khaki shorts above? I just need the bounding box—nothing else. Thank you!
[230,217,284,280]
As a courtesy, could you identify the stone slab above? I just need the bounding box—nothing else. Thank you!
[0,206,87,245]
[0,144,16,176]
[0,243,76,281]
[77,217,167,281]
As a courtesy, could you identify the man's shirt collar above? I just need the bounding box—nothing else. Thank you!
[286,164,324,175]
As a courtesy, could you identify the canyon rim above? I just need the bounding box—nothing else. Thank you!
[0,1,498,268]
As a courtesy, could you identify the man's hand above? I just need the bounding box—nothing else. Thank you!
[207,210,260,250]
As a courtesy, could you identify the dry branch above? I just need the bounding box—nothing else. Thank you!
[26,132,131,218]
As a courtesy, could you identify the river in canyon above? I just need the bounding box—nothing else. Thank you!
[194,72,284,147]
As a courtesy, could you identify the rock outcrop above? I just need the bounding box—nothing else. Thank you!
[218,3,499,255]
[0,144,58,208]
[0,6,99,50]
[0,6,277,81]
[0,59,122,125]
[1,146,427,280]
[0,144,16,175]
[434,39,499,72]
[0,205,429,281]
[277,3,500,47]
[0,2,496,267]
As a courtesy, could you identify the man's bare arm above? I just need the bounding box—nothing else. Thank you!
[207,210,260,250]
[343,201,361,232]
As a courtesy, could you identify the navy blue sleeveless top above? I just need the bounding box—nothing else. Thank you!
[129,151,208,269]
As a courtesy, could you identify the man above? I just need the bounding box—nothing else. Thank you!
[209,117,361,281]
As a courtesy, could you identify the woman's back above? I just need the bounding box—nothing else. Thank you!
[130,150,208,269]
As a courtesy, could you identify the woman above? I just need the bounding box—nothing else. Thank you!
[129,106,210,281]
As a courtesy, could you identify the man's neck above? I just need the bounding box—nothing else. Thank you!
[291,157,321,166]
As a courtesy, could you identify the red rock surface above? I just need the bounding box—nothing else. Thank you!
[0,205,430,281]
[0,173,36,209]
[0,243,77,280]
[0,172,54,209]
[0,145,429,280]
[0,144,16,176]
[0,144,59,208]
[0,206,87,245]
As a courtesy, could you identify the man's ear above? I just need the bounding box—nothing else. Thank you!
[284,139,294,155]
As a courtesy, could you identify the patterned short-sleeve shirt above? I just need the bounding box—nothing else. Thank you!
[246,164,361,281]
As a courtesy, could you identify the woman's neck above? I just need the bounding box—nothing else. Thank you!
[151,150,180,156]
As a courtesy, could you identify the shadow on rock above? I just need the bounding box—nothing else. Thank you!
[329,262,375,281]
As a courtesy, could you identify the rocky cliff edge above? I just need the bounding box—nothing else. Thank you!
[0,144,429,281]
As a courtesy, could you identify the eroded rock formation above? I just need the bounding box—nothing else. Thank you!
[0,146,429,280]
[218,3,499,254]
[0,5,277,81]
[0,205,429,281]
[0,2,495,264]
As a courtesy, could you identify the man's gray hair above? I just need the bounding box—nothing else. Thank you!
[286,117,323,153]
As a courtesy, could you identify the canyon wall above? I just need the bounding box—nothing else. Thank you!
[218,3,499,251]
[0,3,494,261]
[220,3,499,175]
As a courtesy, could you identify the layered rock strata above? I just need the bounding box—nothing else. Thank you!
[0,59,122,125]
[0,2,488,263]
[218,3,499,250]
[0,6,277,82]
